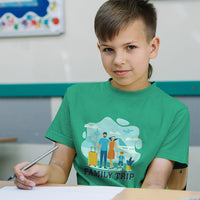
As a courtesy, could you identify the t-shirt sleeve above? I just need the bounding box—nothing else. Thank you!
[45,89,75,149]
[156,107,190,169]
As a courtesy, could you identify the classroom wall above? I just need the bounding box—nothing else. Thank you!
[0,0,200,83]
[0,0,107,84]
[0,0,200,191]
[151,0,200,81]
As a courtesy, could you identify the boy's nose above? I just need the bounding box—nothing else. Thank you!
[113,51,126,65]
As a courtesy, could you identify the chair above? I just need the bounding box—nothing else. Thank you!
[167,167,188,190]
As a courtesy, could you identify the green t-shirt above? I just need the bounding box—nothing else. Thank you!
[45,80,190,188]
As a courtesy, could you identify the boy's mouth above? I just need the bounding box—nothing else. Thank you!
[114,70,130,76]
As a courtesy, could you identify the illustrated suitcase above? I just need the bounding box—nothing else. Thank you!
[88,147,97,166]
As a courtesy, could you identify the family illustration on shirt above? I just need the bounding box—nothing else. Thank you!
[81,117,142,171]
[93,132,130,170]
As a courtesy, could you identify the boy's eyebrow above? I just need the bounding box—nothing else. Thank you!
[99,43,109,47]
[99,41,137,47]
[123,41,137,45]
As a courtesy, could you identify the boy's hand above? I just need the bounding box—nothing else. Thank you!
[13,162,49,190]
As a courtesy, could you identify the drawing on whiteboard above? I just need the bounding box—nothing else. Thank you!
[0,0,64,37]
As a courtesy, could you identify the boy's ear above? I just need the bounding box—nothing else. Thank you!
[97,42,101,50]
[149,37,160,59]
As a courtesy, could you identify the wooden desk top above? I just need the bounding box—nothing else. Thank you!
[0,181,200,200]
[0,137,17,143]
[0,181,15,188]
[113,188,200,200]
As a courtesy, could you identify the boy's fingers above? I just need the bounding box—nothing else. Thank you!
[14,177,35,190]
[21,166,36,177]
[13,161,30,176]
[13,162,30,182]
[14,173,35,189]
[21,163,45,178]
[14,162,41,179]
[13,163,48,189]
[13,161,37,190]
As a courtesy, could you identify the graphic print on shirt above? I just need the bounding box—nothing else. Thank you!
[81,117,142,175]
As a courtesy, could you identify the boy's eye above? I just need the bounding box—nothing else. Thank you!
[127,45,136,50]
[103,48,113,52]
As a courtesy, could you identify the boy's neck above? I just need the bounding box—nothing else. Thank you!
[110,79,151,92]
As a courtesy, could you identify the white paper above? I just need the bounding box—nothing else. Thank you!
[0,186,124,200]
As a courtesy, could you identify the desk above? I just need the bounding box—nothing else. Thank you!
[0,181,200,200]
[0,137,17,143]
[113,188,200,200]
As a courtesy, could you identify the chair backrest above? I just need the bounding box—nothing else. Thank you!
[167,167,188,190]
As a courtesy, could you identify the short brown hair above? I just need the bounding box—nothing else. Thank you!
[94,0,157,79]
[94,0,157,42]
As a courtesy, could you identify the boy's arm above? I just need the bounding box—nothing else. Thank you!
[48,142,76,183]
[141,158,174,189]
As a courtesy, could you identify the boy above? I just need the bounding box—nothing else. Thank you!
[14,0,190,189]
[118,151,125,169]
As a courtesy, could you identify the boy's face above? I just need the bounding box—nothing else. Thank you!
[97,18,160,91]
